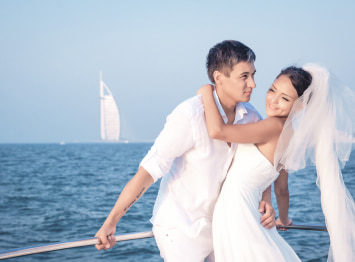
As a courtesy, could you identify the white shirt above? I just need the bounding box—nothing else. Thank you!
[140,91,261,237]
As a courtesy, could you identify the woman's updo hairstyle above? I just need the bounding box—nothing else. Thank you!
[277,66,313,97]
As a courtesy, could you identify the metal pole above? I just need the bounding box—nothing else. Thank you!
[0,224,328,260]
[277,223,327,232]
[0,231,154,260]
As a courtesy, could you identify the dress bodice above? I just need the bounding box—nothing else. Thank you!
[224,143,279,194]
[213,143,301,261]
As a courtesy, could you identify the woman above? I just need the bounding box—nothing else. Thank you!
[198,64,355,261]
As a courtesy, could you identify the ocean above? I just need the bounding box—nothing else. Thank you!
[0,143,355,261]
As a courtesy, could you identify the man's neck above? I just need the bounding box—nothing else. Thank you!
[223,105,236,125]
[216,89,238,124]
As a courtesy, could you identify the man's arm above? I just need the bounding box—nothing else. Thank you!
[95,167,154,250]
[259,186,276,229]
[95,102,195,250]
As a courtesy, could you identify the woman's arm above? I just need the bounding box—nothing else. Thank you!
[197,84,226,136]
[274,169,292,230]
[198,85,283,144]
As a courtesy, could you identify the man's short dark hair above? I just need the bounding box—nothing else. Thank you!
[206,40,256,83]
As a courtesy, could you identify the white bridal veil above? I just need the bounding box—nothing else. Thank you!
[274,63,355,261]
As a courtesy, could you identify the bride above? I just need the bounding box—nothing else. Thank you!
[198,63,355,261]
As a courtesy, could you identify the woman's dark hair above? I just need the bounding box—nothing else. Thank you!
[206,40,256,83]
[277,66,312,97]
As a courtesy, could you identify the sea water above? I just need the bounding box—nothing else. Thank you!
[0,143,355,262]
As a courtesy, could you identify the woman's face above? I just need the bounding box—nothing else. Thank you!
[265,75,299,118]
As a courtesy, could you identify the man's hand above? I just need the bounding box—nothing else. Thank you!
[95,221,117,250]
[259,200,276,229]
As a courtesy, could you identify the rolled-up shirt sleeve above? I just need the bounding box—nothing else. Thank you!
[140,105,195,182]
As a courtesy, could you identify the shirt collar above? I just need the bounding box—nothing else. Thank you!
[234,102,248,124]
[213,90,248,124]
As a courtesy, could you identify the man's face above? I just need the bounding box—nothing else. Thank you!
[215,61,256,105]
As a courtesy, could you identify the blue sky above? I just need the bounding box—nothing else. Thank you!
[1,0,354,143]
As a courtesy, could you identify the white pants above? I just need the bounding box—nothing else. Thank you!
[153,225,215,262]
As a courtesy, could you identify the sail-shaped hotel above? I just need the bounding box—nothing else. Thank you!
[100,72,120,141]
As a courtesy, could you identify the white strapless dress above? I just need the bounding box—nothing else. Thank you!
[213,144,301,262]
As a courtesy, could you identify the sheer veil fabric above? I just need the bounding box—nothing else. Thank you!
[274,63,355,261]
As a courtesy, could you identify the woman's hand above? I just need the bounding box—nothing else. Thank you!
[276,217,293,231]
[197,84,214,96]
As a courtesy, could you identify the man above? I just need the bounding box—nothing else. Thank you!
[95,40,275,261]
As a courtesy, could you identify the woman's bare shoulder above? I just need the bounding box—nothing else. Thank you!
[260,117,285,133]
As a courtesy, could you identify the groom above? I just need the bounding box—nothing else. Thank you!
[95,40,276,261]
